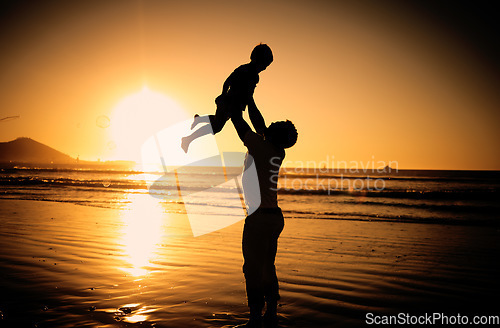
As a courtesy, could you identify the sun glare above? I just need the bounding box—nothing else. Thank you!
[119,194,165,277]
[110,87,189,163]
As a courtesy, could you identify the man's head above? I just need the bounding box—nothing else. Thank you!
[265,120,298,150]
[250,43,273,72]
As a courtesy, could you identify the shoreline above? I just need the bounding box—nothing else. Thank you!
[1,199,499,327]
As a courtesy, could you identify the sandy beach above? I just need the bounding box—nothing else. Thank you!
[1,0,500,327]
[1,198,499,327]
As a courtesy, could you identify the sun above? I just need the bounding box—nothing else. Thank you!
[109,87,189,163]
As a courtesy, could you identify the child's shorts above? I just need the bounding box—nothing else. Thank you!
[215,95,246,119]
[209,95,247,133]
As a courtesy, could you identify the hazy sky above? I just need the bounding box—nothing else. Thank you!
[1,0,499,170]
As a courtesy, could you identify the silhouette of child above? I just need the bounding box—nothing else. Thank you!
[181,44,273,153]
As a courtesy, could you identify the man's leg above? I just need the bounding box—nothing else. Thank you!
[242,217,267,326]
[263,214,284,326]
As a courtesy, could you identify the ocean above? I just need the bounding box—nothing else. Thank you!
[1,165,499,227]
[1,164,500,327]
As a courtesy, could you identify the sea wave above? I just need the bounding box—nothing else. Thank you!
[2,168,499,227]
[281,209,499,226]
[2,175,499,200]
[278,188,500,201]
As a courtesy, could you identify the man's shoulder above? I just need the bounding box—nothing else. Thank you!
[244,131,285,159]
[244,130,266,150]
[244,130,263,145]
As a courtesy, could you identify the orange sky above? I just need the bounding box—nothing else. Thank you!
[1,0,499,170]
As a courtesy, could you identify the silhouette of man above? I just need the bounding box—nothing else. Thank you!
[231,99,297,328]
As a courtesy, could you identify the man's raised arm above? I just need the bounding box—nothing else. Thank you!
[248,98,267,135]
[231,110,251,143]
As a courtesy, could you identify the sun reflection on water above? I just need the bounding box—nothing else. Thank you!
[118,193,165,276]
[124,314,149,323]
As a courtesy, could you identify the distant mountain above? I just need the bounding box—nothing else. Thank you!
[0,137,75,163]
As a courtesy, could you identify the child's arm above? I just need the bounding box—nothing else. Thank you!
[248,97,267,136]
[220,71,235,96]
[221,76,231,95]
[216,74,233,104]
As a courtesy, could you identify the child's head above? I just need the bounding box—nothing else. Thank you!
[266,120,298,150]
[250,43,273,71]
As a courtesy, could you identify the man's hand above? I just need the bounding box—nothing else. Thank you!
[231,110,251,142]
[248,97,267,135]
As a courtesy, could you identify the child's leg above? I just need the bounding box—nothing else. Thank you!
[181,114,228,153]
[209,113,229,134]
[191,114,210,130]
[181,121,213,153]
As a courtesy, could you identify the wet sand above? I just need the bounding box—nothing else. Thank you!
[0,199,499,327]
